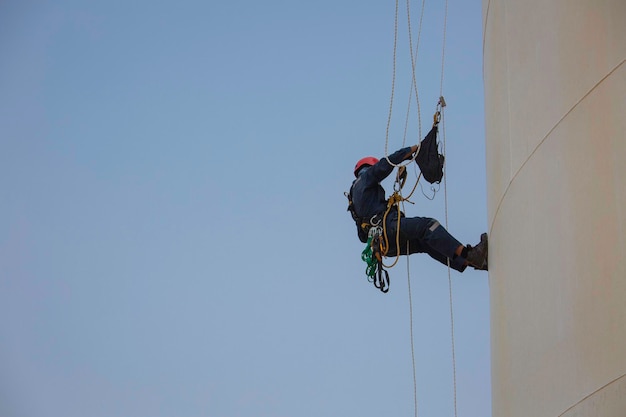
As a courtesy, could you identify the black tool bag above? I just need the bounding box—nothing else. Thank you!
[416,125,445,184]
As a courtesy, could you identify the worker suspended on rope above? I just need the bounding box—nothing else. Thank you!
[346,139,488,273]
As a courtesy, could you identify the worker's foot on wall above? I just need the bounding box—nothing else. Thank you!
[467,233,488,271]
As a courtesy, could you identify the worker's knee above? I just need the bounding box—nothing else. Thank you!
[420,218,444,240]
[426,218,441,233]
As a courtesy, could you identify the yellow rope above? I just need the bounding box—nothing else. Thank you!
[381,192,402,269]
[379,171,422,269]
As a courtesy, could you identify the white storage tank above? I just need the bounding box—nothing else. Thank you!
[482,1,626,416]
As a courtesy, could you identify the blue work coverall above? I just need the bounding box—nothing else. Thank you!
[350,147,467,272]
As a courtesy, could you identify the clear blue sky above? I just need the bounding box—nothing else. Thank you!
[0,1,489,416]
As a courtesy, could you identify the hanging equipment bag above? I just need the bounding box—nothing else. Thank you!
[416,125,445,184]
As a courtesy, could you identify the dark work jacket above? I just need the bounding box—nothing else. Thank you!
[350,147,411,224]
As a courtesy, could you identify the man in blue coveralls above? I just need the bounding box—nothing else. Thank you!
[348,144,488,272]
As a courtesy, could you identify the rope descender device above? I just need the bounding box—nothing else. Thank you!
[394,165,408,191]
[433,95,446,127]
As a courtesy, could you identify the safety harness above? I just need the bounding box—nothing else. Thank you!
[345,177,406,294]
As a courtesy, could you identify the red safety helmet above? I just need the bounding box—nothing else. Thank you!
[354,156,379,177]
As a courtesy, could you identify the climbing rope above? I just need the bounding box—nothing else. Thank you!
[404,0,426,142]
[441,99,459,417]
[439,0,448,98]
[384,0,457,416]
[437,0,458,412]
[384,0,427,159]
[405,241,419,417]
[364,0,457,414]
[380,172,421,271]
[384,0,399,157]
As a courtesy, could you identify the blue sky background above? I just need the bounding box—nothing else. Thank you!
[1,1,489,416]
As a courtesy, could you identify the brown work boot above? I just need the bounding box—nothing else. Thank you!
[467,233,488,270]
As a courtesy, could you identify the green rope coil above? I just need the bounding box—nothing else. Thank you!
[361,237,378,281]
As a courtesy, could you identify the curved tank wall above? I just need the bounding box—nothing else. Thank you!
[482,1,626,416]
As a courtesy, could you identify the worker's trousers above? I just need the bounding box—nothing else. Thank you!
[385,214,467,272]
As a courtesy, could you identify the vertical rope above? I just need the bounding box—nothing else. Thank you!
[383,0,456,415]
[438,0,457,414]
[448,276,458,417]
[439,0,448,97]
[405,0,426,141]
[406,244,419,417]
[384,0,400,157]
[386,0,427,154]
[441,106,458,417]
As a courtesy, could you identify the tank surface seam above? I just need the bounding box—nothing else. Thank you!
[489,59,626,235]
[557,373,626,417]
